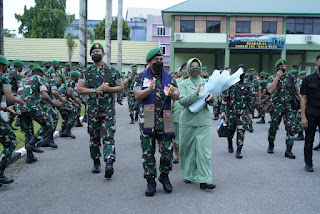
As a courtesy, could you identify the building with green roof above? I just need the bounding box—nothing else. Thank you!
[162,0,320,74]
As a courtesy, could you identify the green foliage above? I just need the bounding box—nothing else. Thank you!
[15,0,75,38]
[4,29,17,38]
[94,17,130,40]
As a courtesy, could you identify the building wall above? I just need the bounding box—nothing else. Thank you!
[174,53,216,73]
[127,21,147,41]
[175,16,227,33]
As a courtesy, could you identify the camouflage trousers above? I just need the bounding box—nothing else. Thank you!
[268,103,295,146]
[19,109,54,143]
[294,109,303,134]
[258,102,268,118]
[57,103,77,128]
[88,114,116,162]
[117,92,123,102]
[140,129,173,179]
[8,112,16,125]
[127,92,135,117]
[213,100,221,115]
[0,118,17,168]
[227,114,249,146]
[38,102,59,134]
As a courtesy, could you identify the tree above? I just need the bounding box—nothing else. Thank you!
[94,17,130,40]
[4,29,17,38]
[15,0,75,38]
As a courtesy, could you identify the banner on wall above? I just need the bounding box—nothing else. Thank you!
[228,34,285,49]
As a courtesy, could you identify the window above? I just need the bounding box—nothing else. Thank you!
[262,21,277,34]
[180,20,195,33]
[236,21,251,33]
[160,44,166,55]
[206,21,221,33]
[157,26,166,36]
[286,17,320,34]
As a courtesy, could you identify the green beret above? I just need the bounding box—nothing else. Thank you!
[59,65,64,68]
[51,60,59,65]
[186,58,202,71]
[57,73,66,84]
[145,47,163,62]
[259,80,267,85]
[65,63,71,66]
[42,61,49,66]
[78,68,82,71]
[201,67,207,70]
[90,43,104,54]
[299,71,306,76]
[248,68,256,73]
[244,73,249,78]
[0,55,9,65]
[72,66,78,70]
[131,64,137,68]
[29,63,34,67]
[289,70,298,74]
[71,71,80,78]
[275,59,287,68]
[265,73,271,76]
[32,66,45,73]
[13,60,24,68]
[33,63,40,67]
[260,72,266,75]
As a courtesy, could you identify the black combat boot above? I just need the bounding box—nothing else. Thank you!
[200,183,216,190]
[37,136,49,147]
[214,114,219,120]
[248,123,253,133]
[92,159,101,173]
[285,145,296,159]
[313,143,320,150]
[47,132,58,148]
[158,173,173,193]
[267,142,274,154]
[105,159,114,179]
[0,167,14,184]
[228,138,234,153]
[26,151,37,164]
[74,117,83,127]
[236,145,243,159]
[256,117,265,124]
[130,115,134,124]
[135,112,139,122]
[25,136,44,153]
[117,99,123,105]
[59,122,67,136]
[82,114,87,123]
[145,178,156,196]
[61,125,76,139]
[295,132,304,141]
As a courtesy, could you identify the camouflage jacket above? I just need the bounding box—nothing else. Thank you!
[47,67,59,78]
[17,75,47,113]
[125,73,138,93]
[45,78,59,100]
[267,73,295,105]
[296,77,303,88]
[58,79,75,98]
[0,73,11,121]
[134,70,177,131]
[79,63,122,116]
[244,77,261,98]
[6,67,22,95]
[62,68,71,78]
[221,81,254,115]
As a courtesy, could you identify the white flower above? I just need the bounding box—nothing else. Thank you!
[142,78,153,88]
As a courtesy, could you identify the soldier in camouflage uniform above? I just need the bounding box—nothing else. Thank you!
[266,59,299,159]
[69,71,83,127]
[77,43,123,179]
[124,64,139,124]
[42,61,51,77]
[47,60,60,78]
[6,60,23,130]
[62,63,71,80]
[17,66,61,163]
[134,48,179,197]
[0,55,25,187]
[256,80,270,124]
[221,64,253,159]
[57,72,81,139]
[245,68,261,132]
[294,71,307,141]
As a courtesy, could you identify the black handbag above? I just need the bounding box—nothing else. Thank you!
[217,118,228,137]
[288,74,300,110]
[133,100,141,111]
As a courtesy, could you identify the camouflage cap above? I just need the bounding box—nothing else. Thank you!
[275,59,287,68]
[90,43,104,54]
[71,71,80,78]
[32,66,45,73]
[0,55,9,65]
[145,48,162,62]
[57,73,66,84]
[13,60,24,68]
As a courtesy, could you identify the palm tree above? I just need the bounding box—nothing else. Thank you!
[65,14,77,65]
[79,0,88,68]
[0,0,4,55]
[117,0,123,72]
[105,0,112,65]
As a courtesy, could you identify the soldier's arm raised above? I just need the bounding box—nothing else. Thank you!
[267,70,282,94]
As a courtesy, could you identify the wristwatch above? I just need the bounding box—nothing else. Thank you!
[92,88,96,93]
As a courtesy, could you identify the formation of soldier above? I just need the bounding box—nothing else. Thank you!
[0,46,319,195]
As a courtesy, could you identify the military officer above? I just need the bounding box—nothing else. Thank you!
[124,64,139,124]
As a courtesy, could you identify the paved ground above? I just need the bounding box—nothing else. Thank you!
[1,99,320,214]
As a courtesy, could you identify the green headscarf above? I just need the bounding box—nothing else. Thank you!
[186,58,202,77]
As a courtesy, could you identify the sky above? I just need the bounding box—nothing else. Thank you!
[3,0,185,35]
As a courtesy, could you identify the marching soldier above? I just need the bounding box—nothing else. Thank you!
[294,71,306,141]
[256,80,270,124]
[48,60,60,77]
[77,43,124,179]
[124,64,139,124]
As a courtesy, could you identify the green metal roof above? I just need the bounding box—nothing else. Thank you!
[4,38,159,64]
[162,0,320,26]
